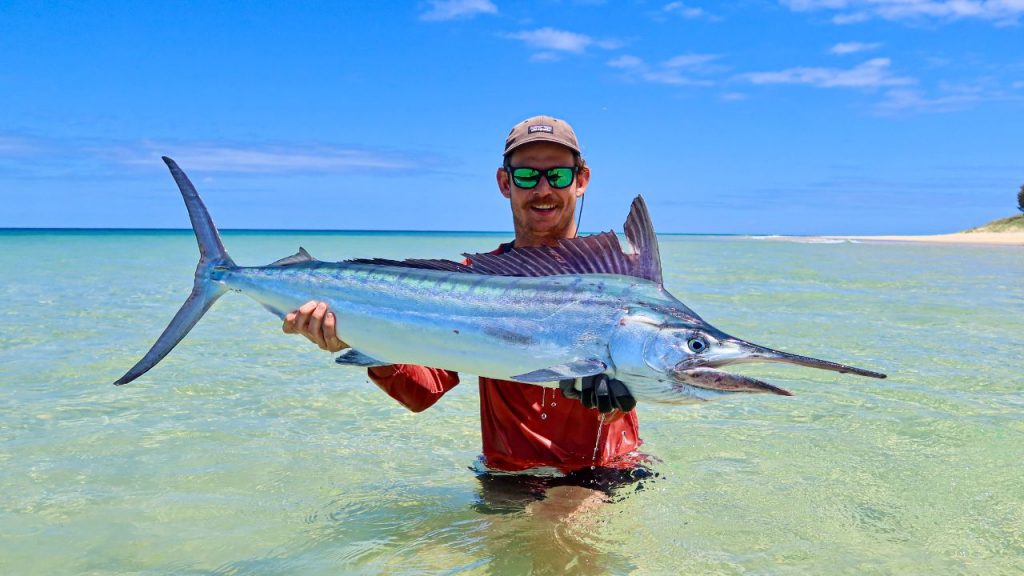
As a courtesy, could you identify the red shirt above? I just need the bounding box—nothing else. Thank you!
[366,242,642,473]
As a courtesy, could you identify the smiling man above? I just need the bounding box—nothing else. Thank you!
[499,119,587,248]
[283,116,645,490]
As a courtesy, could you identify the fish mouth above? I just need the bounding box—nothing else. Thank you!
[672,339,886,396]
[673,367,794,396]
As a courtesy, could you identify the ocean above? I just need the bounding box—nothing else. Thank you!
[1,229,1022,574]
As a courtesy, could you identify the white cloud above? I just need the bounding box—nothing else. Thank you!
[503,28,617,54]
[783,0,847,8]
[830,41,881,55]
[780,0,1024,25]
[832,11,870,23]
[744,58,914,88]
[608,53,721,85]
[420,0,497,21]
[530,52,562,62]
[720,92,749,101]
[875,87,983,114]
[662,53,720,68]
[110,144,424,173]
[595,38,625,50]
[608,55,644,68]
[663,1,706,18]
[641,70,714,86]
[1012,80,1024,89]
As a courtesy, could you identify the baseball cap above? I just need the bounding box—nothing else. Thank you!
[503,115,581,157]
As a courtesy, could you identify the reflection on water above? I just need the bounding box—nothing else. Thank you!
[470,463,659,573]
[293,471,652,574]
[474,484,632,575]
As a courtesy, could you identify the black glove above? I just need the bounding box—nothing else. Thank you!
[559,374,636,413]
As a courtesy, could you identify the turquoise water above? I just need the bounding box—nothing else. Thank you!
[2,230,1022,575]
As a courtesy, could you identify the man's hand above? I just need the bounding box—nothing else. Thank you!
[559,374,636,413]
[282,300,348,353]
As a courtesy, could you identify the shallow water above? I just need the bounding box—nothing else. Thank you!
[1,230,1022,574]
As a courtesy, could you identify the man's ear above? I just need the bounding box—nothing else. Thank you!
[496,167,512,199]
[574,166,591,197]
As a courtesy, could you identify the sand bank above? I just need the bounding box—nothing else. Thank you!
[826,232,1024,246]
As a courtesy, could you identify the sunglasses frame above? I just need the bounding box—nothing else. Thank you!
[505,166,578,190]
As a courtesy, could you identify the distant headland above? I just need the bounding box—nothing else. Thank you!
[795,213,1024,247]
[813,188,1024,246]
[963,214,1024,234]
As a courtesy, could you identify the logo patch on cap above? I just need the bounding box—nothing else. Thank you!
[527,125,554,134]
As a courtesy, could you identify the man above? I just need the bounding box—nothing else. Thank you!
[283,116,643,479]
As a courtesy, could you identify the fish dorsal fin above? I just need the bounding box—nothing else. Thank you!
[623,196,662,285]
[345,195,663,283]
[462,232,636,278]
[463,195,662,283]
[269,247,315,267]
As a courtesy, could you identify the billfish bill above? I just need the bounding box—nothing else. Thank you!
[115,157,887,404]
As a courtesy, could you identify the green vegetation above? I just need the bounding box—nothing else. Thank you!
[964,214,1024,233]
[1018,184,1023,214]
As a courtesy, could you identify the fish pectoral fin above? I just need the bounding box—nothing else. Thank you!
[334,348,389,367]
[511,359,608,383]
[260,303,288,319]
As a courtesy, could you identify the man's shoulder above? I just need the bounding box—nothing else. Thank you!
[492,241,515,255]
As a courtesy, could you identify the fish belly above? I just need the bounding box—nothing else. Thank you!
[224,266,624,382]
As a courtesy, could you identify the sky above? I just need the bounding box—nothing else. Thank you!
[1,1,1022,235]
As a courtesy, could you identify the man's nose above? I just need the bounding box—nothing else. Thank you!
[530,176,553,194]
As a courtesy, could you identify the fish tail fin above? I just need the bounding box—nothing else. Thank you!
[114,157,236,385]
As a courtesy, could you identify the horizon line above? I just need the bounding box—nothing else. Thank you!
[0,227,751,237]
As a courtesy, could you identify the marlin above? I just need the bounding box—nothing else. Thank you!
[115,157,886,402]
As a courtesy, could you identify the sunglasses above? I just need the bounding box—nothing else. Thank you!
[506,166,578,190]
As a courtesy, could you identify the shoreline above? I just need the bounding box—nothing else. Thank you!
[823,232,1024,246]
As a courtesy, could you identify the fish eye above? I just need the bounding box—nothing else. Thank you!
[687,336,709,354]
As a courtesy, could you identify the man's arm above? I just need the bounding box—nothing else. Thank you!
[366,364,459,413]
[282,300,459,412]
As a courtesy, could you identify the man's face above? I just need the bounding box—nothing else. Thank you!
[496,141,590,247]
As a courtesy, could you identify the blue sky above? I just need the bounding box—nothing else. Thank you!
[1,1,1022,234]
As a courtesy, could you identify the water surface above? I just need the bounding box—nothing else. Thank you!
[1,230,1021,574]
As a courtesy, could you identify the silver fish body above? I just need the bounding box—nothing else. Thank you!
[115,157,887,403]
[226,265,634,380]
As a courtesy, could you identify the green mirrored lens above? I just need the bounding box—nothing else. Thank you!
[511,168,541,188]
[509,167,576,189]
[547,168,574,188]
[512,168,540,178]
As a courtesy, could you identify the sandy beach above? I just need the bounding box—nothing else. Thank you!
[798,230,1024,243]
[826,232,1024,246]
